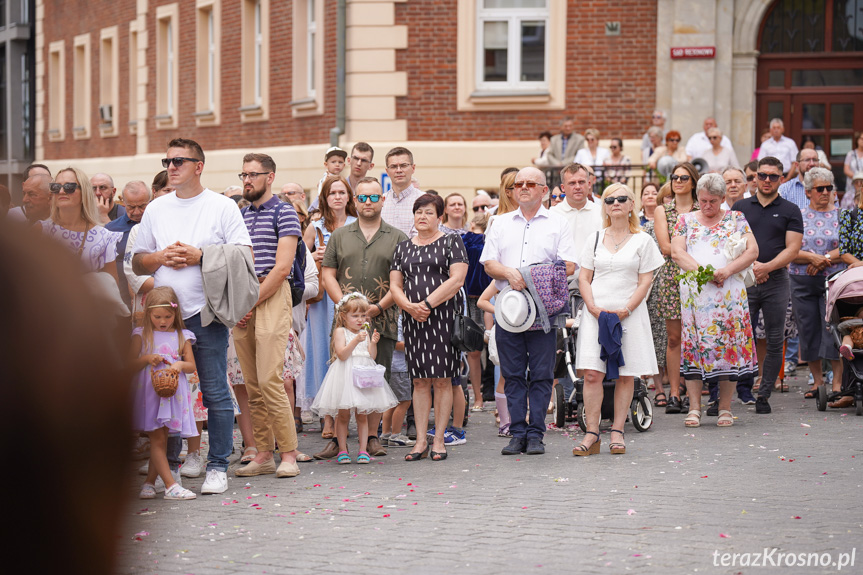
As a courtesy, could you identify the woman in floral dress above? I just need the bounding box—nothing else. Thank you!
[671,173,758,428]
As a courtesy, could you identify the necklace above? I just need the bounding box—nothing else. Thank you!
[608,229,630,251]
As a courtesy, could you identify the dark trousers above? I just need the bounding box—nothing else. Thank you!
[496,326,556,440]
[790,275,838,362]
[747,269,790,399]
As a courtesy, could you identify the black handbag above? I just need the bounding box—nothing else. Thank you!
[452,288,485,353]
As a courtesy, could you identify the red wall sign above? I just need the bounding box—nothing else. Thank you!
[670,46,716,59]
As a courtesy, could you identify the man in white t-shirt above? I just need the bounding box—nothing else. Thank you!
[685,117,736,160]
[551,163,603,285]
[133,138,252,495]
[757,118,799,174]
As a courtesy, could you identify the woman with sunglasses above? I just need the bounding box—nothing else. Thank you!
[701,127,741,173]
[647,131,689,171]
[791,167,844,400]
[603,138,631,185]
[574,184,664,455]
[40,167,122,281]
[302,176,358,442]
[654,162,700,414]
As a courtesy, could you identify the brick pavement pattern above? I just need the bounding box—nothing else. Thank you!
[118,370,861,574]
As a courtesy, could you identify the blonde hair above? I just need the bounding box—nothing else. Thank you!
[471,212,489,233]
[656,182,673,206]
[50,167,101,227]
[140,286,186,357]
[584,128,600,140]
[329,296,370,360]
[441,192,466,225]
[497,171,518,216]
[600,183,641,233]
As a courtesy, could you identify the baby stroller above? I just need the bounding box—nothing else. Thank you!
[551,290,653,431]
[822,268,863,415]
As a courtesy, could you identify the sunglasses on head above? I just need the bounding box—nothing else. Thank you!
[757,172,781,183]
[670,174,691,182]
[161,157,201,168]
[49,182,79,194]
[604,195,630,205]
[812,185,834,193]
[473,205,489,212]
[356,194,381,203]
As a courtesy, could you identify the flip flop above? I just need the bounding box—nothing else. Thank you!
[804,387,818,399]
[654,392,668,407]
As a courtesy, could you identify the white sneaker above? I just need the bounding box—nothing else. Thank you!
[201,469,228,494]
[180,452,204,478]
[154,469,182,493]
[164,483,197,500]
[138,460,149,475]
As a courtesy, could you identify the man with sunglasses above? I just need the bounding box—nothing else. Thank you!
[347,142,375,193]
[481,167,578,456]
[320,177,408,457]
[731,156,803,415]
[471,193,491,218]
[132,138,252,494]
[744,161,759,196]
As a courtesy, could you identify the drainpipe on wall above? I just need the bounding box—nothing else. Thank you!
[329,0,346,147]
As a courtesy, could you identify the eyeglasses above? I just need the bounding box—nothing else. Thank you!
[550,193,565,200]
[652,114,663,119]
[667,138,680,143]
[609,145,619,150]
[49,182,80,194]
[746,175,756,182]
[603,195,630,205]
[356,194,382,203]
[351,156,370,165]
[757,172,782,183]
[162,157,201,168]
[238,172,272,181]
[670,174,691,182]
[387,163,411,171]
[513,181,542,189]
[473,205,489,212]
[799,157,819,164]
[812,185,834,193]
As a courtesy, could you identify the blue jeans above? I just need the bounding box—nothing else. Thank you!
[747,270,790,400]
[495,326,556,441]
[171,312,233,472]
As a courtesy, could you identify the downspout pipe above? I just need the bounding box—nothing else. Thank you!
[330,0,346,146]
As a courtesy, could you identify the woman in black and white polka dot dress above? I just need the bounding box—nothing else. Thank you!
[390,194,468,461]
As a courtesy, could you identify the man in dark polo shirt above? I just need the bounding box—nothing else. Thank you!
[232,152,304,479]
[732,156,803,414]
[320,177,408,458]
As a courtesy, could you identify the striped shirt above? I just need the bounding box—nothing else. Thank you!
[242,196,301,277]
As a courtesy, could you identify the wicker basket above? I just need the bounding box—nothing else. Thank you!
[151,367,179,398]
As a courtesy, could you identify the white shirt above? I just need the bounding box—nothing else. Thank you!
[132,189,252,319]
[685,132,735,160]
[551,199,603,268]
[292,246,318,337]
[480,205,579,290]
[6,206,26,222]
[758,135,799,173]
[574,147,611,168]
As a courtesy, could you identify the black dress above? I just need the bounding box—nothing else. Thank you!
[391,234,469,379]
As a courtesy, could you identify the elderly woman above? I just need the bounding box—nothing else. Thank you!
[648,130,689,170]
[701,128,740,173]
[391,194,468,461]
[790,167,844,399]
[40,167,122,279]
[654,162,700,414]
[303,176,358,441]
[671,174,758,427]
[574,184,664,456]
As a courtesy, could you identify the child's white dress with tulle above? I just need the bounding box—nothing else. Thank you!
[311,328,398,416]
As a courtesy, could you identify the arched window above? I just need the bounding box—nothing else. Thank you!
[760,0,863,54]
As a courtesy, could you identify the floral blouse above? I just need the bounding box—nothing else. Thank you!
[791,208,844,276]
[838,208,863,261]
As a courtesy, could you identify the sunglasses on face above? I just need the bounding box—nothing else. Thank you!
[667,138,680,142]
[757,172,782,183]
[604,195,630,205]
[162,157,201,168]
[670,174,691,182]
[746,174,756,181]
[550,193,565,200]
[812,185,834,193]
[473,205,489,212]
[356,194,382,203]
[49,182,79,194]
[513,181,541,189]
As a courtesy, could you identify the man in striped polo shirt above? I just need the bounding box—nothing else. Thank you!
[233,152,304,479]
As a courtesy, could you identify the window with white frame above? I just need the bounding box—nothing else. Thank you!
[291,0,323,116]
[48,40,65,141]
[99,26,119,137]
[72,33,91,139]
[155,4,179,129]
[128,22,138,134]
[241,0,269,120]
[195,0,221,125]
[476,0,548,92]
[307,0,316,97]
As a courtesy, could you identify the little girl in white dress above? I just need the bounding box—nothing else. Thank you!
[311,293,398,464]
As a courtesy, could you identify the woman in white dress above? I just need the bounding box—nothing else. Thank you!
[574,183,664,456]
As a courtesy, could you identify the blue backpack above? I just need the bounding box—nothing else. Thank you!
[242,201,305,305]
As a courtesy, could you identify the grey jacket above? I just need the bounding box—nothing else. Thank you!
[201,244,258,328]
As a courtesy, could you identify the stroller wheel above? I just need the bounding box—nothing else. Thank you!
[816,385,828,412]
[631,397,653,432]
[857,399,863,416]
[553,384,566,428]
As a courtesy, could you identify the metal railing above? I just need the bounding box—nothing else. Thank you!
[542,164,664,196]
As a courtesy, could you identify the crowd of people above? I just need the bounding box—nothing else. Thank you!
[4,118,863,500]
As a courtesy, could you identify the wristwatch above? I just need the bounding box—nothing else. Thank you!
[825,253,832,262]
[423,299,433,310]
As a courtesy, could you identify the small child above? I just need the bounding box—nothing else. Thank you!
[131,287,199,500]
[839,307,863,360]
[316,146,347,196]
[311,293,398,463]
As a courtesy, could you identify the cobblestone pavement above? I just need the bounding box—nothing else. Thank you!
[118,368,862,575]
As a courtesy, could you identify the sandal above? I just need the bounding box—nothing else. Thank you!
[430,449,447,461]
[654,392,668,407]
[337,451,351,464]
[240,447,258,464]
[405,444,429,461]
[609,429,626,455]
[717,410,734,427]
[470,405,484,412]
[804,387,818,399]
[573,431,600,456]
[684,410,702,428]
[356,451,370,464]
[296,452,313,463]
[139,483,156,500]
[829,395,854,409]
